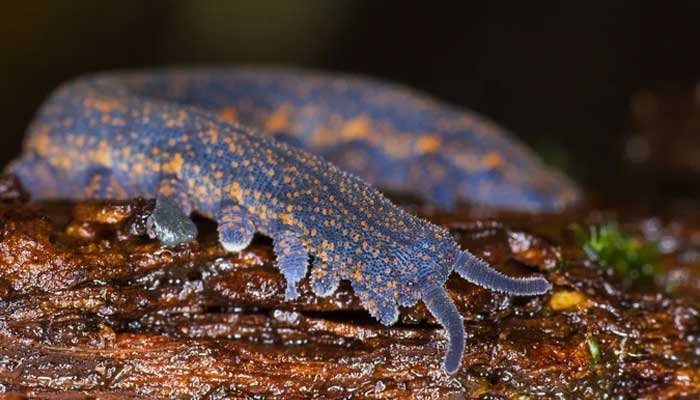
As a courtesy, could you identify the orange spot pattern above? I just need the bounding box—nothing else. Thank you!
[8,69,571,373]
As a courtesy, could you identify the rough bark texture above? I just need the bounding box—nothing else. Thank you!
[0,175,698,399]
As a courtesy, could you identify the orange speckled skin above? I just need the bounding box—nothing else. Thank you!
[7,68,561,373]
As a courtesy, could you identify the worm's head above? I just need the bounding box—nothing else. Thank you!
[404,226,551,374]
[393,227,460,308]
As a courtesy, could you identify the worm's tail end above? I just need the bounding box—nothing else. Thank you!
[421,283,465,374]
[453,250,551,295]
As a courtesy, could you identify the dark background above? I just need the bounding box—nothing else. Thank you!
[2,1,699,201]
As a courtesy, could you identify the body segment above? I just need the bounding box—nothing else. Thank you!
[8,69,562,373]
[21,68,578,211]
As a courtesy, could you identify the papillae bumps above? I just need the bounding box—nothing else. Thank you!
[8,69,564,373]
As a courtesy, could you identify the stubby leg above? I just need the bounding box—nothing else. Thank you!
[310,257,340,297]
[351,280,400,326]
[272,231,308,300]
[216,200,256,252]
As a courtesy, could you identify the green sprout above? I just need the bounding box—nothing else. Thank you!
[586,334,602,365]
[571,223,662,288]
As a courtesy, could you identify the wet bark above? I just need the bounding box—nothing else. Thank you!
[0,175,697,399]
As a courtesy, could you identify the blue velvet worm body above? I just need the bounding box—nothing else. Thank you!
[8,68,575,373]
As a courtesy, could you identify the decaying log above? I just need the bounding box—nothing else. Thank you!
[0,175,697,399]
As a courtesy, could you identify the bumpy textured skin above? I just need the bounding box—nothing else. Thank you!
[7,68,569,373]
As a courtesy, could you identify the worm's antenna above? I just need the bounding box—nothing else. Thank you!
[453,250,551,295]
[421,283,465,374]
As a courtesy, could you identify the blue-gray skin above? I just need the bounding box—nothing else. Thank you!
[7,69,566,374]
